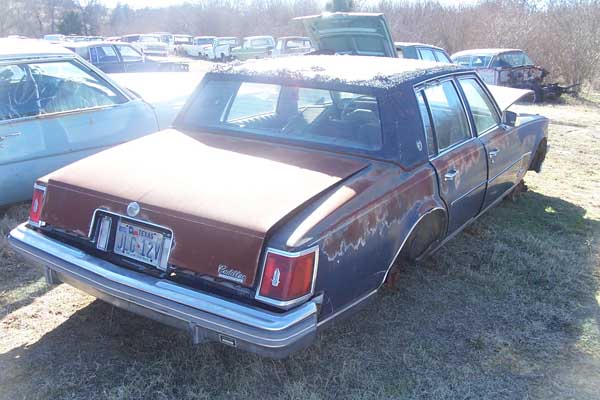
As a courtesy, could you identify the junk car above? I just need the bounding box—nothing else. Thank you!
[395,42,452,63]
[9,55,548,357]
[64,41,189,73]
[272,37,313,57]
[451,48,576,102]
[230,36,276,60]
[0,39,187,207]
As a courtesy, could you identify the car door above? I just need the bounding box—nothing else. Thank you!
[0,58,158,206]
[457,77,528,210]
[416,78,487,234]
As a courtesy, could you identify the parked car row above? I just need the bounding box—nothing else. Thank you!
[63,41,189,73]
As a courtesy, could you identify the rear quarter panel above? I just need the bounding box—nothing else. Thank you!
[266,161,444,320]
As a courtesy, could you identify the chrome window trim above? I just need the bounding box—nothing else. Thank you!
[254,245,320,309]
[414,75,475,160]
[88,208,175,272]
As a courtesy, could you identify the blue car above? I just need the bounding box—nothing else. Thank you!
[0,39,194,207]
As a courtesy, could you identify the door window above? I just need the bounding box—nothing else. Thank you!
[116,45,143,62]
[458,78,499,134]
[418,48,437,61]
[90,46,119,64]
[434,50,452,63]
[422,80,471,152]
[0,60,126,121]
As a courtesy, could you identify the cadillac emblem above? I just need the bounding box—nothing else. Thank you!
[127,202,140,217]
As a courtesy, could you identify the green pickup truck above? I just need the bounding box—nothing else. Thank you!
[230,36,275,60]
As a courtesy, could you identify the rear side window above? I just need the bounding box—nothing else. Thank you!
[116,45,143,62]
[434,50,451,63]
[418,48,437,61]
[90,46,119,64]
[458,78,499,134]
[421,80,471,152]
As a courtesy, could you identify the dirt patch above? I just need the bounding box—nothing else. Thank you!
[0,101,599,399]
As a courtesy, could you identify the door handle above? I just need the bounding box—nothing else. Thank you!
[444,169,459,181]
[489,149,500,158]
[0,132,21,141]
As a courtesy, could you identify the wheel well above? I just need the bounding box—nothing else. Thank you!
[529,138,548,172]
[397,209,447,264]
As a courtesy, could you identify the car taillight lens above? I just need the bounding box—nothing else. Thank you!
[29,184,46,226]
[257,248,318,306]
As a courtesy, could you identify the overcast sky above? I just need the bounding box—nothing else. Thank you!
[99,0,478,9]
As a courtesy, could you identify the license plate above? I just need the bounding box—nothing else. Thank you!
[114,220,166,268]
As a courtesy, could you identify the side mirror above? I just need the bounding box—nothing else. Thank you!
[502,110,517,127]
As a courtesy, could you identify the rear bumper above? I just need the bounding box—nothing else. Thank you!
[8,223,318,358]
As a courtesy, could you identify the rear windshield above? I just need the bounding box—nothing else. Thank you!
[320,35,387,57]
[180,80,383,151]
[454,55,493,68]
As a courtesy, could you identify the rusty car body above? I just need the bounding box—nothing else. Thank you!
[9,56,548,357]
[451,48,576,102]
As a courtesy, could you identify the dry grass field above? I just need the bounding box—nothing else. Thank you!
[0,99,599,399]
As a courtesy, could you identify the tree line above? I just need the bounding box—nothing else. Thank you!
[1,0,598,87]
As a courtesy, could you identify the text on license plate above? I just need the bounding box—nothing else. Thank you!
[114,221,165,268]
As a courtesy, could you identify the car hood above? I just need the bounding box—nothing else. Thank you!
[40,129,369,286]
[110,72,203,129]
[486,84,534,111]
[295,12,396,57]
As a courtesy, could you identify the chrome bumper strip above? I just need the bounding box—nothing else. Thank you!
[8,223,318,358]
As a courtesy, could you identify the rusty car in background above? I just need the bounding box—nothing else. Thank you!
[9,55,548,357]
[451,48,578,102]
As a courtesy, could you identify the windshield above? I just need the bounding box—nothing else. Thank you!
[217,38,237,46]
[491,52,534,68]
[248,38,272,47]
[195,38,214,45]
[174,36,192,44]
[179,80,382,151]
[139,36,160,43]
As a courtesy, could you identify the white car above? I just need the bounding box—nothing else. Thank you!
[204,37,239,61]
[128,34,169,57]
[180,36,216,58]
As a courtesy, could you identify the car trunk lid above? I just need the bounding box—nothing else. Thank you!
[295,12,397,58]
[39,129,369,287]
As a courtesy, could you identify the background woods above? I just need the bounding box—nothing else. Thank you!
[1,0,599,86]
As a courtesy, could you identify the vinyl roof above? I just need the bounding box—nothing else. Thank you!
[0,39,73,61]
[210,55,462,91]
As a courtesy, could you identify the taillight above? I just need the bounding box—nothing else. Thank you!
[256,247,318,308]
[29,183,47,227]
